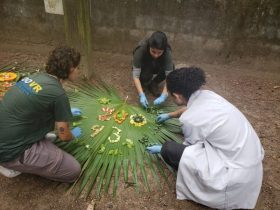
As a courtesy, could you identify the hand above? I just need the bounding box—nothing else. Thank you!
[146,145,162,154]
[139,92,149,108]
[71,127,82,138]
[153,93,168,106]
[156,113,171,123]
[71,108,82,117]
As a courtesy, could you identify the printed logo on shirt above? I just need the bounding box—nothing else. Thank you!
[15,77,42,95]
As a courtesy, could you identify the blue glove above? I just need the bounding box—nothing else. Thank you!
[146,145,162,154]
[139,92,149,108]
[153,93,168,106]
[71,127,82,138]
[156,113,171,123]
[71,108,82,117]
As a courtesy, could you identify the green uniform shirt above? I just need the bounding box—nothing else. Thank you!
[132,39,173,78]
[0,73,72,163]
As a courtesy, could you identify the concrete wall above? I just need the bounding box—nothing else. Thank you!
[0,0,65,45]
[91,0,280,61]
[0,0,280,62]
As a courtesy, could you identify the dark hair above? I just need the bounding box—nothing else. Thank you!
[166,67,206,101]
[45,46,81,79]
[148,31,168,50]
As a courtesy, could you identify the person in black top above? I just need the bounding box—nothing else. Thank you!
[132,31,174,108]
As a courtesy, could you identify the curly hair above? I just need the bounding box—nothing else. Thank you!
[45,46,81,79]
[166,67,206,101]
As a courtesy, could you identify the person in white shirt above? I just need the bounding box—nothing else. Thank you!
[146,67,264,209]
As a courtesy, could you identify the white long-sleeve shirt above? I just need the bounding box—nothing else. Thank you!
[176,90,264,209]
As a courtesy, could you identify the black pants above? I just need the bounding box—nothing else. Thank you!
[160,141,187,171]
[139,61,166,86]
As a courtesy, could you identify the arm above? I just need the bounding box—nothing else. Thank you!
[153,81,168,105]
[161,81,168,95]
[132,44,144,94]
[132,66,149,108]
[156,106,187,123]
[133,77,144,95]
[168,106,187,118]
[55,121,74,141]
[153,49,173,105]
[134,76,149,108]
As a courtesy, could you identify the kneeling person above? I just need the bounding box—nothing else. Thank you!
[132,31,174,108]
[147,67,264,209]
[0,46,82,182]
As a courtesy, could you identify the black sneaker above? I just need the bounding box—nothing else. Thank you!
[148,81,161,97]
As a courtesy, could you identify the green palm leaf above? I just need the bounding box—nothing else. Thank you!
[59,80,184,197]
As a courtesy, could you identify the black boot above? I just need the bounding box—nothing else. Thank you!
[148,81,161,97]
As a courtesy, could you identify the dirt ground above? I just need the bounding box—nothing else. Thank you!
[0,43,279,210]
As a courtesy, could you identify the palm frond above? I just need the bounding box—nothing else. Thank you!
[59,80,183,197]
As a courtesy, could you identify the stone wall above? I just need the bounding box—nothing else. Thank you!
[0,0,279,62]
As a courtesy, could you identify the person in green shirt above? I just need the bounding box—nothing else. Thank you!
[132,31,174,108]
[0,46,82,182]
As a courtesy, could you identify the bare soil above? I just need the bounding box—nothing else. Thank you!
[0,43,279,210]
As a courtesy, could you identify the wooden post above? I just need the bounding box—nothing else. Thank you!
[62,0,92,79]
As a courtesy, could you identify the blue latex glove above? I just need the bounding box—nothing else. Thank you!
[153,93,168,106]
[71,108,82,117]
[146,145,162,154]
[156,113,171,123]
[71,127,82,138]
[139,92,149,108]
